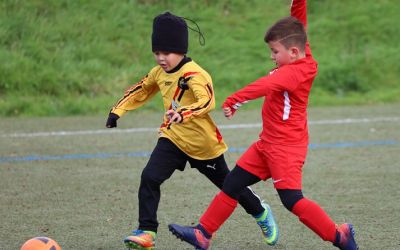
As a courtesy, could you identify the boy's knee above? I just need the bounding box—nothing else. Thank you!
[221,181,240,200]
[141,168,162,186]
[221,173,242,199]
[277,189,304,211]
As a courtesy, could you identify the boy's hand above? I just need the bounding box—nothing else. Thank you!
[223,107,233,119]
[166,109,183,124]
[106,113,120,128]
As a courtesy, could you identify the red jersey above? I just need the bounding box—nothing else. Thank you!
[223,0,317,146]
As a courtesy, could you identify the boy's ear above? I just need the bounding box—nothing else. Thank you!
[289,46,301,59]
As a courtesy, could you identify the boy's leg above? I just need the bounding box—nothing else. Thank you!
[195,165,261,233]
[199,165,279,245]
[168,165,258,249]
[277,189,336,241]
[271,143,358,249]
[196,144,278,243]
[124,138,187,249]
[268,144,336,240]
[138,138,187,231]
[169,164,279,249]
[278,189,358,249]
[190,154,264,216]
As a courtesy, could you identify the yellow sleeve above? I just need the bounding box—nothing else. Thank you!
[176,73,215,122]
[110,70,159,117]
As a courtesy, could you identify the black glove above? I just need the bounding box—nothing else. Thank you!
[106,113,120,128]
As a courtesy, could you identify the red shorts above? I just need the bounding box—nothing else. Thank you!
[236,140,307,189]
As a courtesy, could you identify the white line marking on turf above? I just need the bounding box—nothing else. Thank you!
[1,116,399,138]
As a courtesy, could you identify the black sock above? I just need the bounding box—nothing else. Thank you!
[333,229,340,246]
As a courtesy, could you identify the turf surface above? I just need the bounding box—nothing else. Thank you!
[1,104,399,249]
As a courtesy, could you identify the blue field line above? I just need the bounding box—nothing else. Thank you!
[0,139,398,164]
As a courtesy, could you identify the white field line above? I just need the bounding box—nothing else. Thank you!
[1,116,399,138]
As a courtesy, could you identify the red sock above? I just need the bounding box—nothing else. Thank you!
[292,198,337,242]
[199,191,238,234]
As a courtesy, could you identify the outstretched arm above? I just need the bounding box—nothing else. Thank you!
[291,0,312,56]
[110,74,159,117]
[291,0,307,29]
[106,73,159,128]
[222,67,298,119]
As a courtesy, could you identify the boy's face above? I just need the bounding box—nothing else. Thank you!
[153,51,184,72]
[268,40,301,67]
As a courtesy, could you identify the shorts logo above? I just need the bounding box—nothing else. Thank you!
[272,179,283,184]
[206,163,216,170]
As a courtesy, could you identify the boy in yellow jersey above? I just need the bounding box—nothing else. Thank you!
[106,12,278,249]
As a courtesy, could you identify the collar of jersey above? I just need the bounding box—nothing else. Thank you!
[166,56,192,74]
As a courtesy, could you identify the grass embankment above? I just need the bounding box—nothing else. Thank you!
[1,0,399,116]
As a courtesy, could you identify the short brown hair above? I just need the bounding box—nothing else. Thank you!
[264,16,307,51]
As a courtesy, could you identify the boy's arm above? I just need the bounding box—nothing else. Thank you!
[291,0,307,29]
[291,0,312,56]
[223,80,266,113]
[223,80,265,118]
[106,72,159,128]
[223,68,297,117]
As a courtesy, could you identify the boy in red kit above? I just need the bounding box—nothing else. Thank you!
[168,0,358,249]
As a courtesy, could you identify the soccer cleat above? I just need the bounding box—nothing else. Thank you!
[168,224,211,250]
[124,230,156,250]
[333,223,359,250]
[254,202,279,246]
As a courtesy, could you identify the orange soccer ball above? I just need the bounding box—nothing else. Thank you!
[20,236,62,250]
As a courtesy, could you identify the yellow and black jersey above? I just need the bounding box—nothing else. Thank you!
[110,58,227,160]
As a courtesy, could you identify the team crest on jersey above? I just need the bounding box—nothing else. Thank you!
[177,72,199,90]
[178,76,190,90]
[164,81,173,86]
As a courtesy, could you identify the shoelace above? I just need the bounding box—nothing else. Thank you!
[257,220,272,236]
[132,230,145,236]
[132,230,154,240]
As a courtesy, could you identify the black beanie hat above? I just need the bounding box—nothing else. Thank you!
[152,12,188,54]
